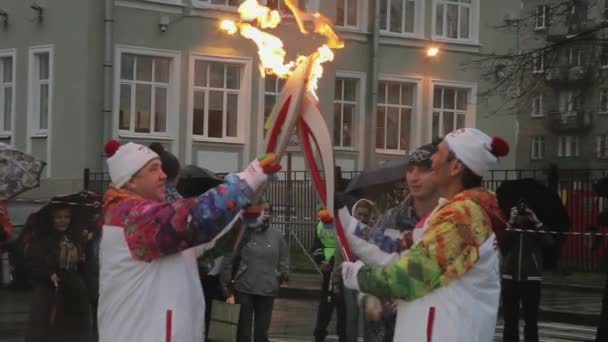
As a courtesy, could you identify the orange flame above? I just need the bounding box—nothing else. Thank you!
[219,0,343,99]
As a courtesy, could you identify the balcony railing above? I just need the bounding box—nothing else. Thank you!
[544,65,588,85]
[548,110,592,132]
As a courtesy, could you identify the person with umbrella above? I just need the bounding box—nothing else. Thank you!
[98,141,280,342]
[339,128,509,342]
[25,197,95,342]
[496,179,567,342]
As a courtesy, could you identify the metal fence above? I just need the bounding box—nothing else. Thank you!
[84,167,608,272]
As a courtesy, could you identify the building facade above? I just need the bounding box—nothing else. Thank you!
[516,0,608,170]
[0,0,519,198]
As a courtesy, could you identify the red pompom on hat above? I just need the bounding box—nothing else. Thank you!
[104,139,121,157]
[490,136,509,157]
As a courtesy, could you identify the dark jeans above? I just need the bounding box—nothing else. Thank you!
[201,274,225,341]
[502,279,541,342]
[314,271,346,342]
[235,291,275,342]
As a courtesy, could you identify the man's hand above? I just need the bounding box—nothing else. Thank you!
[524,208,542,228]
[341,260,364,291]
[320,261,332,272]
[50,273,59,286]
[237,153,282,192]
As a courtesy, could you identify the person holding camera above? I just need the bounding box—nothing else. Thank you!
[500,202,554,342]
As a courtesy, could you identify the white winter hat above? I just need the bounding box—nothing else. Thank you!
[106,142,159,187]
[443,128,509,176]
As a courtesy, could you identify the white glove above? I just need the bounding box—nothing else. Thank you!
[237,158,274,192]
[341,260,365,291]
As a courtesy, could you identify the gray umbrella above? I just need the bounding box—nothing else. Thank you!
[344,159,408,195]
[0,143,46,200]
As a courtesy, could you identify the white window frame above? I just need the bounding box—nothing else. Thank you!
[188,53,252,147]
[113,46,181,141]
[376,75,422,155]
[600,89,608,114]
[192,0,318,11]
[557,135,580,157]
[0,49,16,141]
[336,0,362,30]
[27,45,53,138]
[379,0,425,38]
[598,135,608,159]
[141,0,184,5]
[257,74,286,153]
[333,71,366,151]
[531,94,544,117]
[429,79,477,140]
[432,0,479,45]
[532,53,545,74]
[531,136,545,160]
[535,5,547,30]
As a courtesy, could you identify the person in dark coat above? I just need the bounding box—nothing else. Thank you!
[25,204,91,342]
[500,203,554,342]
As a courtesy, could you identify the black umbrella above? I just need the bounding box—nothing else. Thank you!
[177,165,223,198]
[496,178,570,268]
[344,159,408,195]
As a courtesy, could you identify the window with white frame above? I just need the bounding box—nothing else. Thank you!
[531,94,544,117]
[118,53,172,134]
[261,74,285,138]
[533,53,545,73]
[265,0,306,11]
[197,0,242,7]
[600,89,608,113]
[380,0,419,35]
[196,0,307,9]
[333,77,359,148]
[567,47,582,66]
[28,48,52,134]
[557,135,580,157]
[535,5,548,29]
[432,86,469,138]
[559,90,580,113]
[597,135,608,159]
[433,0,477,41]
[337,0,360,28]
[531,136,545,160]
[376,80,414,153]
[0,54,14,135]
[192,59,245,140]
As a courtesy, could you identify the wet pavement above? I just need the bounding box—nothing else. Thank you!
[0,276,603,342]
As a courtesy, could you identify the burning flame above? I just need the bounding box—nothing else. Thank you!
[220,0,343,98]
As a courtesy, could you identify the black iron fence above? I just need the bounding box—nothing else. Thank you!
[84,167,608,272]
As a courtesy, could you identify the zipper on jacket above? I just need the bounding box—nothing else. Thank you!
[517,234,523,281]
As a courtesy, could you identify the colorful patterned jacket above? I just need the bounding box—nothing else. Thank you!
[98,174,255,342]
[342,188,505,342]
[102,174,252,262]
[352,187,505,301]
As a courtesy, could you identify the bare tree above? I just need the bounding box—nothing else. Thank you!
[465,0,608,116]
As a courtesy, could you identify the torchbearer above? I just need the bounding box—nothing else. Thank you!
[340,128,509,342]
[97,141,281,342]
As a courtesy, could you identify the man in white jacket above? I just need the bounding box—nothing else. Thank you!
[340,129,509,342]
[97,141,280,342]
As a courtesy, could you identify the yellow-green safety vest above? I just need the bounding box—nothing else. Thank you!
[316,221,337,261]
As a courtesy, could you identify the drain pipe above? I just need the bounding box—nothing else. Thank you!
[365,0,380,169]
[102,0,114,147]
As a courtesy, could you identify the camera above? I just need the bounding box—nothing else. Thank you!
[517,199,528,216]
